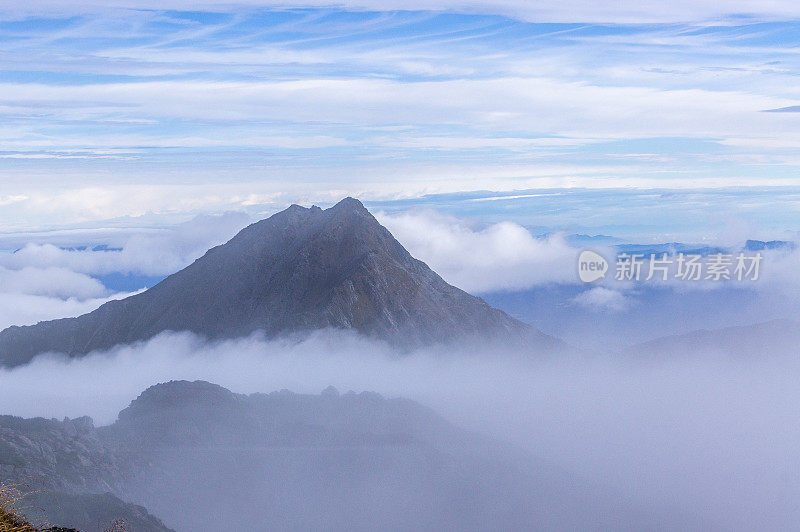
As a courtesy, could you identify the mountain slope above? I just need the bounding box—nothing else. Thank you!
[0,198,556,367]
[2,380,657,531]
[0,415,173,532]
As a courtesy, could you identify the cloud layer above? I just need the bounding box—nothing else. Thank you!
[2,329,800,530]
[0,212,250,329]
[8,1,800,23]
[0,8,799,229]
[377,209,578,291]
[0,212,250,277]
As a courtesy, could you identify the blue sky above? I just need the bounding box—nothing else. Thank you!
[1,2,800,237]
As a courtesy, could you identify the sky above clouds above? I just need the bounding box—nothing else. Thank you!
[0,1,799,234]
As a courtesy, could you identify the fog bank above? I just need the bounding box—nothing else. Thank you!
[1,330,799,530]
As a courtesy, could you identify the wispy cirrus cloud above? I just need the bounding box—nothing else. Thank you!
[763,105,800,112]
[1,6,800,230]
[6,1,800,23]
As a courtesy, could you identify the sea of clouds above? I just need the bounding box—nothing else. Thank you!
[1,329,799,530]
[1,209,800,528]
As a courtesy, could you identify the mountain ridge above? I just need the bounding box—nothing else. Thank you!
[626,318,800,357]
[0,198,557,367]
[1,380,655,531]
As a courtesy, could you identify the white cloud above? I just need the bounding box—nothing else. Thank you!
[0,290,140,330]
[374,136,605,150]
[0,212,251,332]
[0,212,252,327]
[747,245,800,291]
[0,8,798,231]
[6,1,800,23]
[0,263,135,330]
[572,286,630,311]
[1,134,349,151]
[3,329,800,529]
[0,78,792,140]
[0,260,142,330]
[0,195,28,206]
[376,209,578,292]
[0,266,107,299]
[0,211,252,276]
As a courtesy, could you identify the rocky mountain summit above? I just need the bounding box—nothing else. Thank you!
[0,198,556,367]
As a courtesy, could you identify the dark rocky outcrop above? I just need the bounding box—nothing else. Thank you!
[0,416,124,494]
[0,415,172,531]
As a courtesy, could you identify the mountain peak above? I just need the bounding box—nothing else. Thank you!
[117,380,239,424]
[330,196,367,212]
[0,198,558,367]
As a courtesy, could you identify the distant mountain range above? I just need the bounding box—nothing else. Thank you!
[565,235,794,256]
[0,198,557,367]
[628,319,800,358]
[614,239,794,257]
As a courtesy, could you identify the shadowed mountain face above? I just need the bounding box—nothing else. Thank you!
[0,414,174,532]
[0,198,555,367]
[1,380,657,531]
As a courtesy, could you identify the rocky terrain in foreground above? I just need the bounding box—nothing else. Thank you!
[0,412,171,531]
